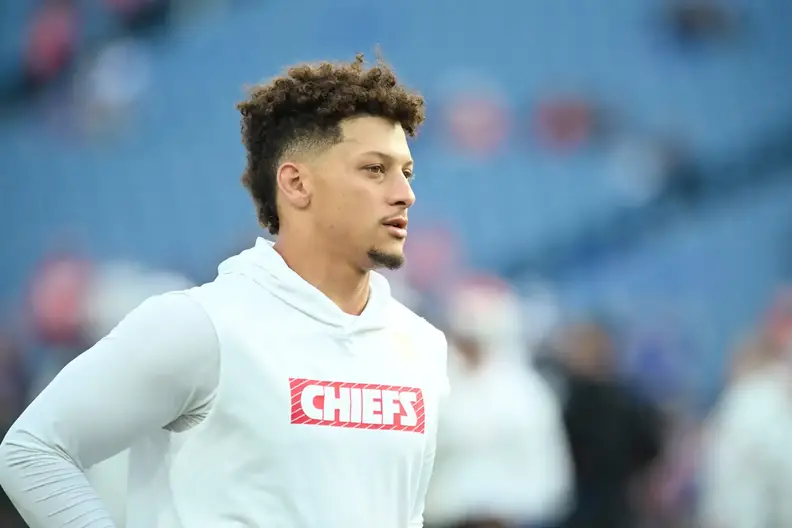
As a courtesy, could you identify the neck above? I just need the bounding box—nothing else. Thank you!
[273,232,370,315]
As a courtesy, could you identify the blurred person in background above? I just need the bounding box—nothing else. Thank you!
[699,330,792,528]
[542,321,663,528]
[0,335,27,526]
[424,279,572,528]
[21,0,79,96]
[22,250,95,407]
[0,336,27,436]
[0,54,450,528]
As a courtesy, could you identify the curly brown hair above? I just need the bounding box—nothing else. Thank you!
[237,53,426,235]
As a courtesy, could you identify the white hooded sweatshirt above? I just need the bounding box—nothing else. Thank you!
[0,239,449,528]
[700,365,792,528]
[424,283,572,526]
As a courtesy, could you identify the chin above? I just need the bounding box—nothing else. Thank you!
[366,248,405,270]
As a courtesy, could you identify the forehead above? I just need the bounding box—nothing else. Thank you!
[335,116,412,161]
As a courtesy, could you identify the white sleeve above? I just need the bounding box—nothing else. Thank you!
[0,291,220,528]
[699,393,781,528]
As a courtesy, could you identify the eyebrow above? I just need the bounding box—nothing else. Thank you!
[359,150,414,167]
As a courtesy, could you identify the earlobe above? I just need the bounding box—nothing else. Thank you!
[277,162,312,209]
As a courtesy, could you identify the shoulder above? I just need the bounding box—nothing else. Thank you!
[180,276,270,324]
[116,291,220,369]
[121,290,214,335]
[386,299,450,394]
[184,274,284,315]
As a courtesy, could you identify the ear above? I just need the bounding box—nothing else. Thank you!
[276,162,312,210]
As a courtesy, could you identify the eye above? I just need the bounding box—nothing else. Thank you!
[365,164,385,175]
[403,170,414,181]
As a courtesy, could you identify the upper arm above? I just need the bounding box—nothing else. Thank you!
[1,291,220,469]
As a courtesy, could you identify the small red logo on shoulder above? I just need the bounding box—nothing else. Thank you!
[289,378,425,434]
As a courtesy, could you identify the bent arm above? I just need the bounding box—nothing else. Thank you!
[0,292,219,527]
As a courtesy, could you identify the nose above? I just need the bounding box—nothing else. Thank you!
[389,173,416,208]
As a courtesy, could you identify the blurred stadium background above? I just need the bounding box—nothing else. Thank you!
[2,0,792,526]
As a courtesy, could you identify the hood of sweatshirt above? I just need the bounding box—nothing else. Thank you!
[217,238,391,334]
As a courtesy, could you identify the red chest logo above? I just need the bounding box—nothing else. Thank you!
[289,378,425,434]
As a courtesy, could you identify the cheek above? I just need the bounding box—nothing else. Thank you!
[334,180,376,213]
[318,182,374,234]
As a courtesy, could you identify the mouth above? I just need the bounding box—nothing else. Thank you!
[382,217,408,239]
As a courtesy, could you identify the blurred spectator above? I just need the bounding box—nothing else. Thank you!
[641,409,701,527]
[533,96,598,154]
[544,321,663,528]
[23,252,93,395]
[104,0,173,34]
[425,280,572,528]
[763,285,792,352]
[0,337,27,430]
[699,331,792,528]
[438,73,509,158]
[663,0,740,48]
[607,135,686,207]
[23,0,80,94]
[400,226,465,323]
[27,252,92,349]
[0,337,28,525]
[77,37,152,138]
[81,261,193,343]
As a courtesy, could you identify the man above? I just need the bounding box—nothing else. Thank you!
[0,54,449,527]
[544,322,662,528]
[700,332,792,528]
[424,280,572,528]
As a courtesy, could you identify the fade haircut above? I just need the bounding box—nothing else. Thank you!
[237,53,425,234]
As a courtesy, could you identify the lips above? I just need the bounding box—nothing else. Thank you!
[383,217,408,229]
[382,216,408,239]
